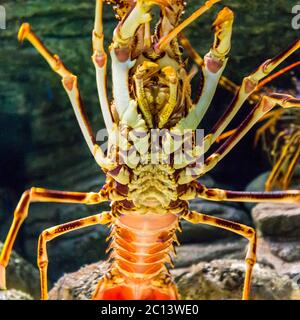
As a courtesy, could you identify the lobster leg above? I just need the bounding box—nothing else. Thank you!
[179,32,243,99]
[266,133,300,191]
[182,211,256,300]
[281,139,300,190]
[253,109,285,147]
[174,7,234,131]
[38,212,112,300]
[178,93,300,183]
[204,40,300,152]
[92,0,113,131]
[201,94,300,176]
[18,23,114,170]
[109,0,156,124]
[191,181,300,203]
[0,187,109,290]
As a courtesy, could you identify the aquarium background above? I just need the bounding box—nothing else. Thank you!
[0,0,299,299]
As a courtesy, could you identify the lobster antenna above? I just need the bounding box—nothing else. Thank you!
[156,0,221,51]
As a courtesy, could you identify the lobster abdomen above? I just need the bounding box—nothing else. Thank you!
[93,211,180,300]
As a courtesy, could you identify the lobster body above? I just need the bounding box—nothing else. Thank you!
[1,0,300,301]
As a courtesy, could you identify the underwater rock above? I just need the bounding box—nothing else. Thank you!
[253,203,300,237]
[48,261,109,300]
[176,259,300,300]
[252,203,300,279]
[0,242,39,298]
[269,241,300,263]
[180,200,251,243]
[174,239,247,268]
[0,289,33,300]
[48,259,300,300]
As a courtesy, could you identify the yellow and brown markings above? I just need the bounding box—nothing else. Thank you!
[225,190,300,202]
[0,187,109,270]
[194,181,300,203]
[37,212,112,299]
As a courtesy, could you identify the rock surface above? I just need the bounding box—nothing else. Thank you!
[0,289,33,300]
[175,240,247,268]
[48,259,300,300]
[0,242,40,298]
[252,203,300,279]
[176,260,300,300]
[253,203,300,237]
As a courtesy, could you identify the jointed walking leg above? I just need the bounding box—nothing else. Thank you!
[201,94,300,176]
[182,211,256,300]
[253,109,285,147]
[0,187,109,290]
[266,134,300,190]
[174,7,233,131]
[178,93,300,183]
[192,181,300,203]
[281,140,300,190]
[204,40,300,152]
[38,212,112,300]
[92,0,113,131]
[18,23,114,170]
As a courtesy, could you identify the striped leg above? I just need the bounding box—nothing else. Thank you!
[253,109,285,147]
[193,182,300,203]
[204,40,300,152]
[178,93,300,183]
[266,133,300,191]
[38,212,112,300]
[0,187,109,290]
[281,137,300,190]
[182,211,256,300]
[178,32,242,98]
[201,94,300,177]
[18,23,114,170]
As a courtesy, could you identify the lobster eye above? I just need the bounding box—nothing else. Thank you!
[179,46,184,54]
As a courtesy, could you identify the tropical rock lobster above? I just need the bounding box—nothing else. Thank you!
[1,0,300,300]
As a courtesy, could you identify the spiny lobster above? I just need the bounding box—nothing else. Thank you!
[1,0,300,300]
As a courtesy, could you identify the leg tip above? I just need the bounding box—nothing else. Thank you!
[213,7,234,27]
[18,23,31,42]
[0,264,7,290]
